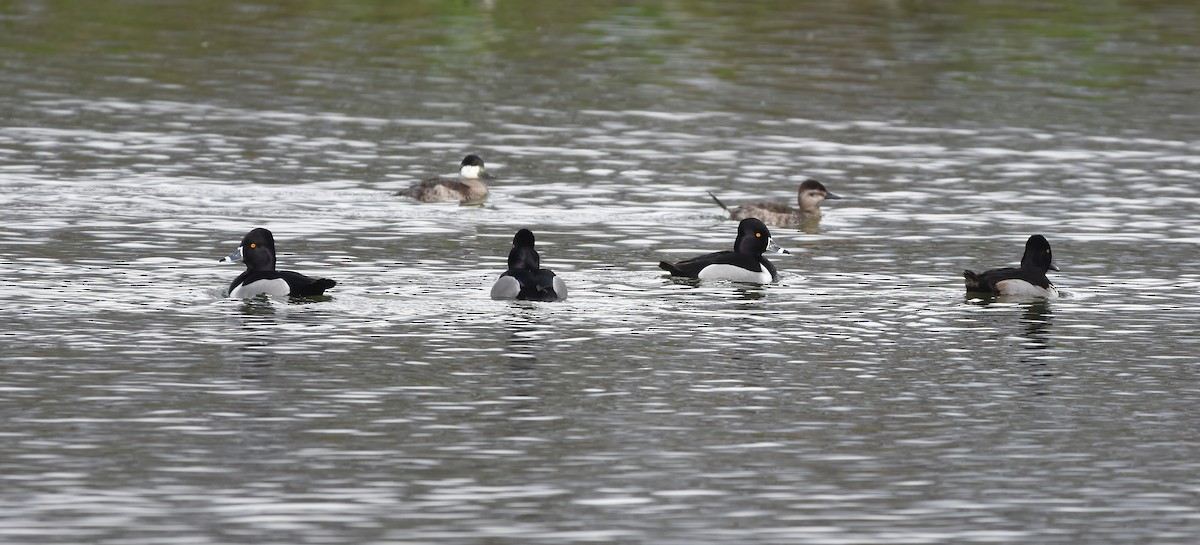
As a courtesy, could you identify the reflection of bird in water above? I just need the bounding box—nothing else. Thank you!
[1018,301,1056,389]
[965,298,1057,391]
[222,303,282,375]
[505,330,540,370]
[501,309,549,370]
[1019,301,1052,352]
[734,287,767,302]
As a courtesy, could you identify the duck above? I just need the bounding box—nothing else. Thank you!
[964,234,1059,297]
[490,229,567,301]
[708,179,841,227]
[397,154,493,204]
[659,218,789,283]
[219,228,336,298]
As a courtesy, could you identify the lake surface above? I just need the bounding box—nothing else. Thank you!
[3,1,1200,543]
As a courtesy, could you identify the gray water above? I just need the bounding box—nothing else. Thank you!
[3,1,1200,543]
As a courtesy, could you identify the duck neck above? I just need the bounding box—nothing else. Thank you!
[798,196,822,218]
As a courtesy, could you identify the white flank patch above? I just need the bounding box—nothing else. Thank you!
[552,276,568,300]
[230,278,290,298]
[994,279,1057,298]
[697,264,772,284]
[490,276,521,299]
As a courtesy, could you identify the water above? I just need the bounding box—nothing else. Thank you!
[3,1,1200,543]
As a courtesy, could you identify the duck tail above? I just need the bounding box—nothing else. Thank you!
[306,278,337,295]
[707,191,731,213]
[659,261,686,276]
[288,278,336,297]
[963,270,985,292]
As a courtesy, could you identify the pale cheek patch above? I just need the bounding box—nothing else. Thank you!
[460,165,483,179]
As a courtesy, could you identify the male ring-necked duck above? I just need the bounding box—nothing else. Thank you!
[964,234,1059,297]
[659,218,789,283]
[708,179,841,227]
[398,154,494,204]
[490,229,568,301]
[220,228,336,298]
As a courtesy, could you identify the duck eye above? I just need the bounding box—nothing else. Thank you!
[755,232,762,238]
[250,243,257,249]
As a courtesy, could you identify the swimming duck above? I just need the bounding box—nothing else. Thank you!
[490,229,567,301]
[398,154,493,204]
[220,228,336,298]
[708,179,841,227]
[659,218,788,283]
[964,234,1059,297]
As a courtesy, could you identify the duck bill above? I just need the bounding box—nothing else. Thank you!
[824,190,842,200]
[480,170,496,180]
[766,238,790,255]
[1049,263,1060,271]
[220,246,244,264]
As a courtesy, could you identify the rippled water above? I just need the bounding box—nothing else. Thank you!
[3,1,1200,544]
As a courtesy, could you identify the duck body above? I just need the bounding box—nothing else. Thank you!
[490,229,567,301]
[964,234,1059,297]
[398,154,493,204]
[227,269,336,299]
[659,218,787,284]
[709,179,840,227]
[660,250,779,283]
[492,268,567,302]
[221,228,336,298]
[399,177,488,203]
[728,201,806,226]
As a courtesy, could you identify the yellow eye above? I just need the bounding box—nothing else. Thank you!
[755,232,762,238]
[250,243,257,249]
